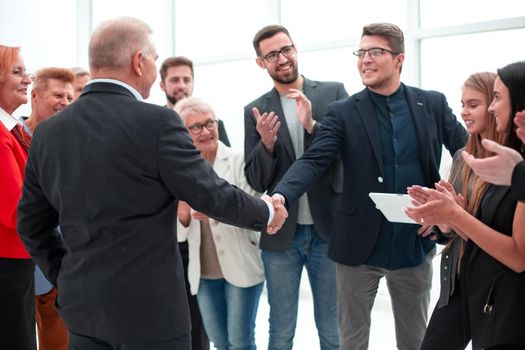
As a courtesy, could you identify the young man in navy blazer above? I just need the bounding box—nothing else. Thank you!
[272,23,467,350]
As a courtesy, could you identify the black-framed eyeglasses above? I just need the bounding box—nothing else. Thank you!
[353,47,399,59]
[187,119,218,135]
[262,45,296,63]
[11,69,34,81]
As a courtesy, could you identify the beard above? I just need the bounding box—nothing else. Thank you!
[165,91,180,106]
[268,62,299,85]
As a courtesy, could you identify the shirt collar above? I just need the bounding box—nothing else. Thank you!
[0,106,21,131]
[88,78,144,101]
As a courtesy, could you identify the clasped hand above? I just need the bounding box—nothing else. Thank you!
[262,194,288,234]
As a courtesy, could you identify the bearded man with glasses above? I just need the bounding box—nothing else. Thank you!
[244,24,348,350]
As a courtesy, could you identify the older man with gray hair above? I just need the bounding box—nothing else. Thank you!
[17,16,286,350]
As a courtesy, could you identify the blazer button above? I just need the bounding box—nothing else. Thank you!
[378,176,383,183]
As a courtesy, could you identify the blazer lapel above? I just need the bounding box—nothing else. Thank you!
[405,86,431,181]
[356,89,384,174]
[213,142,230,178]
[467,185,510,265]
[303,78,319,146]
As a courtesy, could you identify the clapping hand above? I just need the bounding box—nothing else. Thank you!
[407,182,461,236]
[405,180,463,226]
[462,139,523,186]
[287,89,314,133]
[253,107,281,154]
[515,110,525,144]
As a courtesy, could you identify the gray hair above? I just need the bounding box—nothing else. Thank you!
[71,67,90,78]
[174,97,216,123]
[89,17,153,71]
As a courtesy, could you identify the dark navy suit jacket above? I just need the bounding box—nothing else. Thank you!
[274,84,467,265]
[17,82,269,342]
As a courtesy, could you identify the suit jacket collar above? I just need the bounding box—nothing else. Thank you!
[215,140,230,161]
[354,83,431,179]
[80,81,138,100]
[355,87,383,173]
[213,141,231,177]
[404,85,431,181]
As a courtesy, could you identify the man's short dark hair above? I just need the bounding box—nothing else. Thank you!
[159,56,194,82]
[252,25,292,57]
[362,23,405,54]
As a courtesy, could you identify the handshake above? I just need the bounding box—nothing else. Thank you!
[262,193,288,234]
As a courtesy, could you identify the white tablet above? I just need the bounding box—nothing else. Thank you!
[368,192,417,224]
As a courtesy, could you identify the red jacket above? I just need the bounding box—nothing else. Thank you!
[0,122,30,259]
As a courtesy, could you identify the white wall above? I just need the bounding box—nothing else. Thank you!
[2,0,524,154]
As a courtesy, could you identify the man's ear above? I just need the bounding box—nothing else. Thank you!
[256,57,266,70]
[395,53,405,71]
[132,50,143,76]
[159,80,165,92]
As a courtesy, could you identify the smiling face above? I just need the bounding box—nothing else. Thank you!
[460,86,489,136]
[185,111,218,155]
[489,77,511,133]
[160,65,194,107]
[256,32,299,85]
[0,53,31,114]
[32,78,74,120]
[357,35,404,95]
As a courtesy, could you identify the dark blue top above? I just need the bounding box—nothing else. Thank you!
[366,85,435,270]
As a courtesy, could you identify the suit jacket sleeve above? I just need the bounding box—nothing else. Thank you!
[243,104,278,192]
[17,140,65,285]
[439,92,468,156]
[158,111,269,230]
[273,102,345,205]
[511,160,525,201]
[309,83,349,137]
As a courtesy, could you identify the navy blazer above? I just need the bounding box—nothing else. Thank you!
[244,77,348,251]
[274,84,467,265]
[17,82,269,342]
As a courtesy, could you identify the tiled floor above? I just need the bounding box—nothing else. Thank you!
[254,246,473,349]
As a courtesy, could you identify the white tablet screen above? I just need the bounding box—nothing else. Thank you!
[368,192,417,224]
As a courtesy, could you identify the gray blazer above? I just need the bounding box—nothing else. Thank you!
[244,77,348,251]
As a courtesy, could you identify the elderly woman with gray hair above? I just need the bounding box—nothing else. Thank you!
[175,97,265,350]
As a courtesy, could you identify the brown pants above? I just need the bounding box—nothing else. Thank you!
[35,287,68,350]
